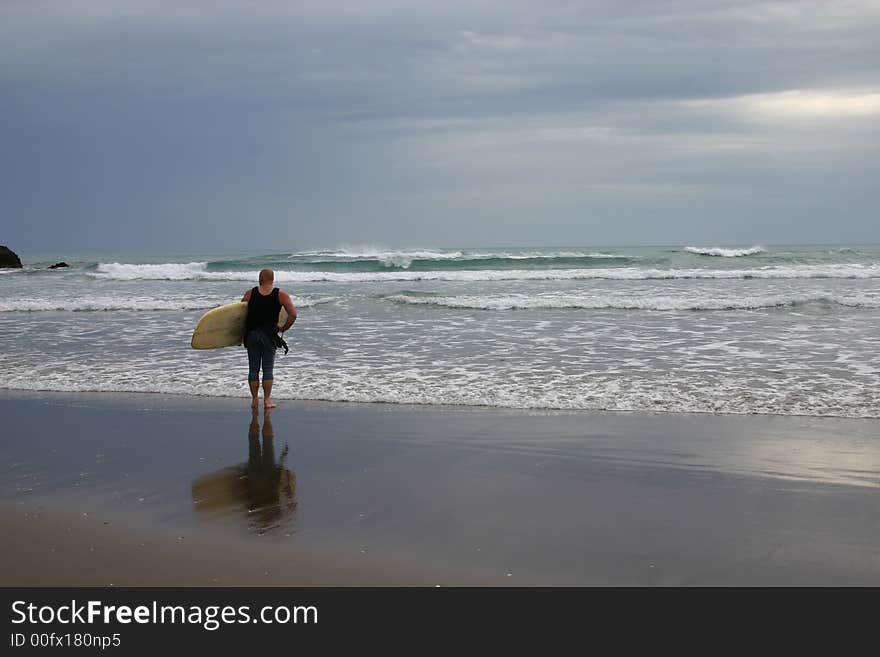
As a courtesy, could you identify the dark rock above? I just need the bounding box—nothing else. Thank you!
[48,262,70,269]
[0,245,23,268]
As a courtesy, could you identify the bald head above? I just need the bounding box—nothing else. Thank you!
[258,268,274,285]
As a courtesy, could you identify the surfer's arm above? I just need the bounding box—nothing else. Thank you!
[279,290,297,333]
[241,289,252,303]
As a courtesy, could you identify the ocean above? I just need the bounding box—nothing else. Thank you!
[2,244,879,418]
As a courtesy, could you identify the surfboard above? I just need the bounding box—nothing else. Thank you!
[191,302,288,350]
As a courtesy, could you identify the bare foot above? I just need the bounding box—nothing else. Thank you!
[251,398,259,410]
[264,399,278,409]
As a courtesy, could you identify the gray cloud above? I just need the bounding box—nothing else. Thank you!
[2,0,878,251]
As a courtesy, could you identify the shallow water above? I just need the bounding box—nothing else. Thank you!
[2,245,879,417]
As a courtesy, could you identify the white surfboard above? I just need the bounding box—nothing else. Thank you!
[191,302,288,350]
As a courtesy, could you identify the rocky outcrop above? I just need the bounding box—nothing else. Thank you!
[48,262,69,269]
[0,245,22,268]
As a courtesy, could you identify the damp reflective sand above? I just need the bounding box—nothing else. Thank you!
[191,410,297,535]
[1,391,878,586]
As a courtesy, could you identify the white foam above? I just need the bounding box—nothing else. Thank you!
[277,263,878,282]
[0,295,335,312]
[289,247,635,269]
[3,357,878,419]
[294,248,465,269]
[295,248,632,264]
[93,262,209,280]
[298,247,464,260]
[685,245,765,257]
[3,299,879,419]
[384,293,880,311]
[0,297,215,312]
[85,264,880,282]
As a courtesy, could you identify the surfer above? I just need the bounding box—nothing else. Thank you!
[242,268,297,409]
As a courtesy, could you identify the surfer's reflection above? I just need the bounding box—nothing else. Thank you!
[191,409,297,533]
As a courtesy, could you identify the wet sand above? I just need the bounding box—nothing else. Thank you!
[0,390,878,585]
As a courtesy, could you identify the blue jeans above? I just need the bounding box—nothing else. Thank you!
[245,330,276,382]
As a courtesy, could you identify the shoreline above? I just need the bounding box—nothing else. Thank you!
[1,390,878,585]
[2,386,878,421]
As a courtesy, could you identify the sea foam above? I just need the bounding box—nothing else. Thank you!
[384,292,880,311]
[88,263,880,282]
[94,262,210,280]
[0,295,335,312]
[685,245,765,257]
[291,248,633,269]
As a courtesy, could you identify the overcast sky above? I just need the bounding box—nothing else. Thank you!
[2,0,878,253]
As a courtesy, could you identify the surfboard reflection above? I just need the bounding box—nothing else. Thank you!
[191,409,297,534]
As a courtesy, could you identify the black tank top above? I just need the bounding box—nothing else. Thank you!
[246,287,281,333]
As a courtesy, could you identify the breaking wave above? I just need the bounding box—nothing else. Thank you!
[685,245,765,257]
[289,250,638,270]
[93,262,210,280]
[89,263,880,282]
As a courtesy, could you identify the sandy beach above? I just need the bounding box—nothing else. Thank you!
[0,390,877,586]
